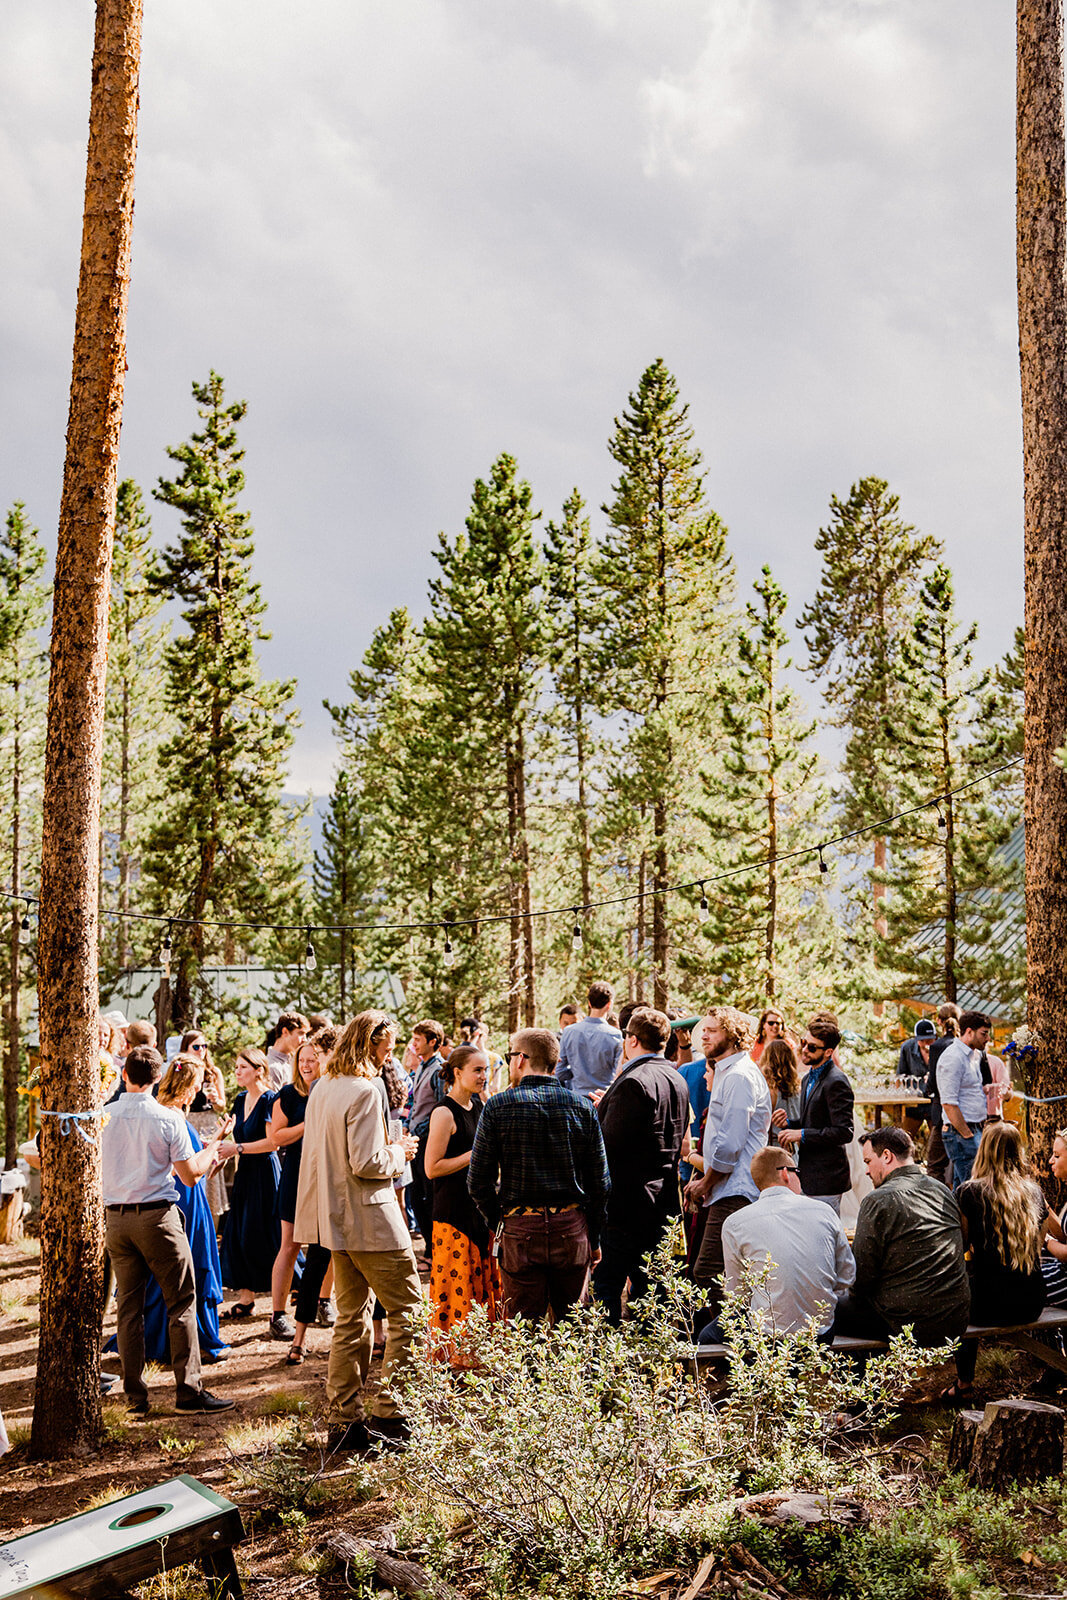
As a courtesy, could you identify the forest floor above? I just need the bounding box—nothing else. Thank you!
[2,1235,1067,1600]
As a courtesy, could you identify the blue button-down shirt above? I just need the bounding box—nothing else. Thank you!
[701,1051,772,1203]
[557,1015,623,1097]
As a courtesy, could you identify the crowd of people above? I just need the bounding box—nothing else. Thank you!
[90,985,1066,1443]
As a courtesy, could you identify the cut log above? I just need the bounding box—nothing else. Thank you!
[946,1409,985,1475]
[966,1400,1065,1487]
[326,1530,462,1600]
[0,1190,24,1243]
[731,1491,870,1532]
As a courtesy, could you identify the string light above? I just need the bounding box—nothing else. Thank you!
[571,910,583,952]
[18,902,31,946]
[443,924,455,968]
[0,759,1022,945]
[934,803,947,831]
[159,922,173,981]
[304,928,317,973]
[698,883,710,924]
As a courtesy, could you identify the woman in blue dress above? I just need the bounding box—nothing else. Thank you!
[218,1048,282,1321]
[129,1053,234,1364]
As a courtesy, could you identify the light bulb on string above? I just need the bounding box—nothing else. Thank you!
[571,911,583,953]
[18,903,31,946]
[934,803,947,831]
[698,883,710,924]
[443,926,455,968]
[304,928,317,972]
[818,846,829,876]
[159,923,173,981]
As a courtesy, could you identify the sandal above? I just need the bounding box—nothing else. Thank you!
[221,1302,255,1320]
[939,1381,974,1406]
[286,1344,305,1366]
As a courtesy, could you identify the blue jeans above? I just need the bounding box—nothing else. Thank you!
[943,1122,983,1187]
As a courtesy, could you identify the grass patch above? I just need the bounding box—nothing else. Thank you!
[101,1403,136,1443]
[255,1390,310,1417]
[157,1434,197,1461]
[222,1415,292,1456]
[84,1481,136,1511]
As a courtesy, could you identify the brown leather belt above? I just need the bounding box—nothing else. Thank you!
[504,1203,579,1216]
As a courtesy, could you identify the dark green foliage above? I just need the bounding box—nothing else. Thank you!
[594,359,735,1006]
[100,479,170,979]
[884,564,1019,1008]
[311,768,376,1022]
[0,503,49,1161]
[145,373,305,1028]
[696,566,835,1007]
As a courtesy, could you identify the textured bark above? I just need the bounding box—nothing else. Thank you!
[951,1399,1065,1487]
[5,730,21,1167]
[1018,0,1067,1196]
[31,0,142,1458]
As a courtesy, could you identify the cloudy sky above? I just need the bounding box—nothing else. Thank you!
[1,0,1021,792]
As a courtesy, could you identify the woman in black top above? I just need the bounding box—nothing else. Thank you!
[424,1044,501,1352]
[947,1120,1046,1400]
[267,1039,334,1359]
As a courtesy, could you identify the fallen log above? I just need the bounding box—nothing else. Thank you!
[326,1530,462,1600]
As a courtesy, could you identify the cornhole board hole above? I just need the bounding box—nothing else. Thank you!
[0,1474,245,1599]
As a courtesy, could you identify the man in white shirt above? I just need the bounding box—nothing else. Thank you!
[683,1006,771,1321]
[935,1010,991,1187]
[708,1146,855,1341]
[102,1046,233,1416]
[265,1009,310,1091]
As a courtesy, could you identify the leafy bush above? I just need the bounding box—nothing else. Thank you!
[394,1250,920,1597]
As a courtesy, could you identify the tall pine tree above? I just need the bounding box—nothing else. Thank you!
[885,564,1016,1007]
[146,373,304,1029]
[423,455,545,1030]
[312,769,376,1022]
[0,505,49,1165]
[798,478,939,1005]
[696,566,833,1008]
[100,478,169,976]
[595,359,735,1008]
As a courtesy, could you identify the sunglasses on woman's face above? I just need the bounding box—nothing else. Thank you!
[189,1041,207,1052]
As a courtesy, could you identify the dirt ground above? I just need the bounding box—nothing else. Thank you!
[0,1237,403,1595]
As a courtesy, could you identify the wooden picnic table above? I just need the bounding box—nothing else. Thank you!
[853,1088,930,1128]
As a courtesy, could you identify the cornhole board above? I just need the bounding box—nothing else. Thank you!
[0,1474,244,1599]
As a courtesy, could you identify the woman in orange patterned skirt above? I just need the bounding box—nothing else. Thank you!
[425,1044,502,1348]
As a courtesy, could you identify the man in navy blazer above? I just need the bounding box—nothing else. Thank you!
[778,1010,854,1212]
[592,1006,690,1324]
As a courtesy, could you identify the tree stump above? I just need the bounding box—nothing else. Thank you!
[949,1400,1065,1486]
[0,1189,24,1243]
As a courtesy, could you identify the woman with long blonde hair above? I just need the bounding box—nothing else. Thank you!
[946,1121,1047,1400]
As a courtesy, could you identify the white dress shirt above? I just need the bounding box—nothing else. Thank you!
[722,1185,856,1334]
[700,1051,772,1203]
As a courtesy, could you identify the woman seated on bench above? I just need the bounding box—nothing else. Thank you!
[1042,1127,1067,1309]
[946,1121,1046,1402]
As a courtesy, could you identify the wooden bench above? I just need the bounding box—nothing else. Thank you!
[678,1306,1067,1375]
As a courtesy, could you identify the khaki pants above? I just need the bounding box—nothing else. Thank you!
[106,1202,201,1404]
[328,1248,422,1423]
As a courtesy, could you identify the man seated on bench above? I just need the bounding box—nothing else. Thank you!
[833,1126,970,1348]
[698,1146,855,1344]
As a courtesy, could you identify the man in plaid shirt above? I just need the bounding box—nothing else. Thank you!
[468,1027,610,1321]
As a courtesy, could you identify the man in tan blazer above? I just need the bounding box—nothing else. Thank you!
[296,1011,421,1453]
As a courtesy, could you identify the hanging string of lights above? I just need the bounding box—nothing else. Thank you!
[1,756,1023,960]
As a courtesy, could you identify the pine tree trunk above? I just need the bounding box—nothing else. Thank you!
[1018,0,1067,1195]
[116,678,130,967]
[5,727,21,1168]
[653,803,669,1011]
[636,849,647,1005]
[872,837,887,1020]
[31,0,143,1459]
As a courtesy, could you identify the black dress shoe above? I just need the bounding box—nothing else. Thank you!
[175,1389,235,1413]
[326,1420,373,1454]
[127,1397,150,1416]
[367,1414,411,1449]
